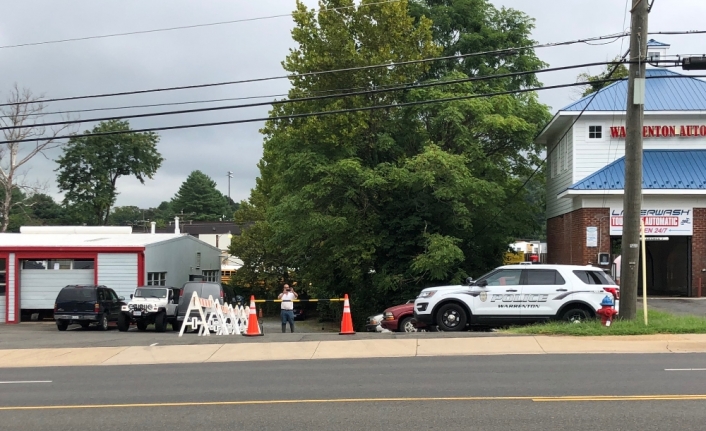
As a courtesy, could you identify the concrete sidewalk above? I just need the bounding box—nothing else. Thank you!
[1,334,706,368]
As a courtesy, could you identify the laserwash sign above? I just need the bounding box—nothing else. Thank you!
[610,207,693,236]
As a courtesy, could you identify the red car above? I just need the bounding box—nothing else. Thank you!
[381,300,427,332]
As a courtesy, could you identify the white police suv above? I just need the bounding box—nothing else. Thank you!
[413,264,620,331]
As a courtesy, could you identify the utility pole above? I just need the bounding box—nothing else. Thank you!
[619,0,650,320]
[227,171,233,201]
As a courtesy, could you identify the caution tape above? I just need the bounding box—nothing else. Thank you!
[252,298,346,303]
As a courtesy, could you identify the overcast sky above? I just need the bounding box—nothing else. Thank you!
[1,0,704,209]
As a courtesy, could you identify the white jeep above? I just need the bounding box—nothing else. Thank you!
[414,264,620,331]
[118,286,181,332]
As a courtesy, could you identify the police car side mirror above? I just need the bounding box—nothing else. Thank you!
[476,280,488,288]
[465,277,474,285]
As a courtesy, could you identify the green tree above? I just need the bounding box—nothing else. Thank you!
[108,206,143,226]
[171,171,229,220]
[56,120,163,225]
[240,0,551,324]
[577,57,629,97]
[26,193,66,226]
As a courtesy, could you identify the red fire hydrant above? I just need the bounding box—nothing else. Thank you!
[596,295,618,327]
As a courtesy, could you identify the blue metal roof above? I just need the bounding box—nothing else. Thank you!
[647,39,670,47]
[562,69,706,111]
[568,150,706,191]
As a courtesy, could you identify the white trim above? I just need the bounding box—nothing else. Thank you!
[558,189,706,199]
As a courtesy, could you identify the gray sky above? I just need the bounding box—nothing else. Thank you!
[1,0,704,209]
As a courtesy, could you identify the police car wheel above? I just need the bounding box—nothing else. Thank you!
[436,303,467,331]
[562,308,590,323]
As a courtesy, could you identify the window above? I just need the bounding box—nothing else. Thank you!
[97,289,107,301]
[648,51,660,61]
[481,269,522,286]
[573,270,615,285]
[147,272,167,286]
[202,270,219,282]
[135,287,167,298]
[108,289,119,301]
[525,269,565,285]
[0,258,5,296]
[196,252,202,270]
[21,259,95,270]
[588,125,603,140]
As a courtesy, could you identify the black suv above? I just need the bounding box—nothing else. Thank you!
[54,285,126,331]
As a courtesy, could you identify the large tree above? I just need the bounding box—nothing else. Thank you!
[56,120,163,225]
[171,170,229,220]
[0,85,72,232]
[240,0,551,322]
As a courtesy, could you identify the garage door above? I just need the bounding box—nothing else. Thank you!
[20,259,95,310]
[97,253,138,300]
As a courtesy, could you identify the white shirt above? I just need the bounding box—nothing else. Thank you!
[280,292,296,310]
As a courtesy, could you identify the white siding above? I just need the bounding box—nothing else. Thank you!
[0,296,5,323]
[145,236,221,288]
[7,254,15,322]
[97,253,138,300]
[573,115,706,185]
[546,126,576,218]
[20,269,94,309]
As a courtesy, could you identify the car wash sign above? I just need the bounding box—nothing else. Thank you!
[610,207,693,236]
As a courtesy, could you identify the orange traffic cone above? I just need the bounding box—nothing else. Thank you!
[339,294,355,335]
[243,295,263,336]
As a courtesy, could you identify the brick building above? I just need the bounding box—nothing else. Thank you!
[536,41,706,297]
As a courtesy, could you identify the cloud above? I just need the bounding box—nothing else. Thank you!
[1,0,703,207]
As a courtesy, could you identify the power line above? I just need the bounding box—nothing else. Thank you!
[0,0,403,50]
[3,74,701,146]
[0,31,680,109]
[0,61,629,131]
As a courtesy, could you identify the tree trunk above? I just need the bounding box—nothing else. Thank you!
[1,177,13,233]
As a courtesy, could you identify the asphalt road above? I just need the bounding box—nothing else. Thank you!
[2,354,706,430]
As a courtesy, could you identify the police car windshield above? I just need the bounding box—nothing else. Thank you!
[135,288,167,298]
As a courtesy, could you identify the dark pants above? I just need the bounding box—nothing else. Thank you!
[281,310,295,333]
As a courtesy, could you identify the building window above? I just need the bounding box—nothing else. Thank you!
[147,272,167,286]
[196,252,201,270]
[21,259,95,270]
[0,258,5,296]
[588,125,603,140]
[648,51,660,61]
[202,270,219,282]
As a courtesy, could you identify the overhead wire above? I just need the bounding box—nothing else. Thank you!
[0,0,403,50]
[0,61,632,131]
[2,73,703,146]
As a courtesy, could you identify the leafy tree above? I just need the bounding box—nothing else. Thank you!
[577,57,629,97]
[239,0,551,324]
[56,120,163,225]
[108,206,143,226]
[171,171,230,220]
[26,193,66,226]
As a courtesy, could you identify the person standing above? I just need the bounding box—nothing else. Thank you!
[278,284,298,333]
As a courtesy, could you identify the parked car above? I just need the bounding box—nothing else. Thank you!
[54,285,126,331]
[293,304,307,320]
[366,313,384,332]
[381,300,427,332]
[175,281,224,330]
[414,264,620,331]
[118,286,182,332]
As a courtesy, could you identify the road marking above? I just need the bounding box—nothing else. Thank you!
[1,394,705,410]
[0,381,52,385]
[149,343,159,347]
[665,368,706,371]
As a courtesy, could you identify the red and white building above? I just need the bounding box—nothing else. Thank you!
[0,225,221,324]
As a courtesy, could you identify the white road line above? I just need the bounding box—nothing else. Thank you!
[0,381,52,384]
[665,368,706,371]
[149,343,159,347]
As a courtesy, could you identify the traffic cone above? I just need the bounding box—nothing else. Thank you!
[243,295,263,336]
[339,294,355,335]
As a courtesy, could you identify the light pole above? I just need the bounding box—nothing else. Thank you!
[227,171,234,201]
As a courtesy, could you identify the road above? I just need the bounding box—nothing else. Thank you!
[2,354,706,430]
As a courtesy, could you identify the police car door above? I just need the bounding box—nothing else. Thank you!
[519,269,564,317]
[476,269,523,318]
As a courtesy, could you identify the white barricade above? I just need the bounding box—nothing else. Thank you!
[178,292,250,337]
[178,291,210,337]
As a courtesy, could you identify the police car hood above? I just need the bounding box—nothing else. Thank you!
[422,285,468,294]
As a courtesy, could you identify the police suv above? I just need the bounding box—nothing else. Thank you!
[413,264,619,331]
